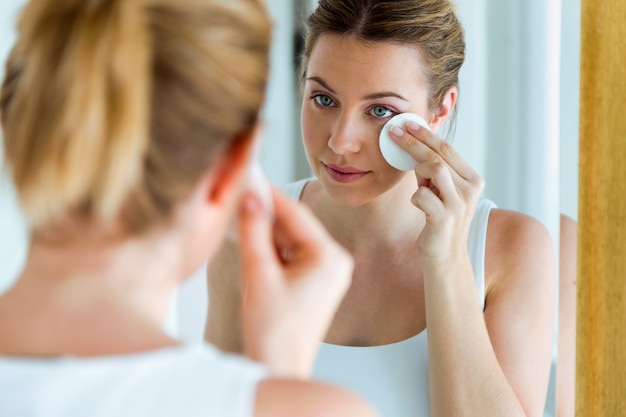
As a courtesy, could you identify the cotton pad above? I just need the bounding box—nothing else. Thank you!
[247,160,273,219]
[379,112,431,171]
[226,160,273,242]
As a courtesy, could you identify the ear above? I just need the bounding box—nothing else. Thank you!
[207,122,262,207]
[429,86,458,133]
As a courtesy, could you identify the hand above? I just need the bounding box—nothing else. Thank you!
[389,123,484,261]
[236,187,353,378]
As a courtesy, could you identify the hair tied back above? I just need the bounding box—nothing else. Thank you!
[2,0,151,227]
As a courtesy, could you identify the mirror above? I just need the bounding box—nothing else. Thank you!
[0,0,588,415]
[256,1,578,416]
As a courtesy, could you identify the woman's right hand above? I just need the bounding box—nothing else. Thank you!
[236,188,353,378]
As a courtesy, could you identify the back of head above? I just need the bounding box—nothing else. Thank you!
[301,0,465,115]
[0,0,272,235]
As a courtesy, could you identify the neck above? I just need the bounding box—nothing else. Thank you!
[0,227,185,356]
[311,175,426,253]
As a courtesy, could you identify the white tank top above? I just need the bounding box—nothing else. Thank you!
[0,342,267,417]
[281,178,495,417]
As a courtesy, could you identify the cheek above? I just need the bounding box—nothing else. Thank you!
[301,106,328,153]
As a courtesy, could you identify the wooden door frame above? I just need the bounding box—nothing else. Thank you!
[576,0,626,414]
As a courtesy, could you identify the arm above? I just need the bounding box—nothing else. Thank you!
[390,122,555,417]
[557,214,577,417]
[208,188,352,379]
[481,210,555,416]
[208,190,376,416]
[205,240,245,354]
[422,210,554,417]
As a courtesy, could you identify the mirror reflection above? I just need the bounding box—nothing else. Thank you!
[205,1,577,417]
[0,0,580,416]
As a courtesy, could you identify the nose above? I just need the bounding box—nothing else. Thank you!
[327,114,364,155]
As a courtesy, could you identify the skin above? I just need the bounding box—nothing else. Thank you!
[0,125,376,417]
[207,34,555,417]
[557,214,577,417]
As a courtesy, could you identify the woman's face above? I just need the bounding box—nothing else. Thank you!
[301,34,432,206]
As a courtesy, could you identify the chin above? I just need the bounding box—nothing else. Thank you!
[327,172,412,207]
[316,177,376,207]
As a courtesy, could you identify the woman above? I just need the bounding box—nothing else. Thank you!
[557,214,577,417]
[206,1,555,416]
[0,0,378,416]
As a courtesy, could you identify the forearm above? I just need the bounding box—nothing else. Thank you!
[204,305,244,354]
[205,242,246,353]
[423,258,529,417]
[243,322,315,379]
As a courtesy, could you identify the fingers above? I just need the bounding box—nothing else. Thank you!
[237,187,354,378]
[238,187,332,283]
[271,188,339,266]
[237,191,280,290]
[238,186,353,284]
[389,122,479,183]
[271,189,353,301]
[411,186,444,221]
[414,161,458,205]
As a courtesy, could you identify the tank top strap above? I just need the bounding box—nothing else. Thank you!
[279,178,311,201]
[467,196,496,310]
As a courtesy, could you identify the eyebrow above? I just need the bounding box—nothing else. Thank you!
[306,76,409,102]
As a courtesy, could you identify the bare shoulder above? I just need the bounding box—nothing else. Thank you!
[557,213,578,279]
[560,213,578,248]
[558,213,578,285]
[484,209,555,293]
[255,379,378,417]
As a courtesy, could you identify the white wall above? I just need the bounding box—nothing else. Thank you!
[457,0,562,248]
[0,0,28,294]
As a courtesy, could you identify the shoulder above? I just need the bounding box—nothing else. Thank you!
[558,213,578,292]
[560,213,578,249]
[484,209,555,295]
[254,379,378,417]
[486,209,553,251]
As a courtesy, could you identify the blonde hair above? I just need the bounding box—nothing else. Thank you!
[301,0,465,126]
[1,0,272,234]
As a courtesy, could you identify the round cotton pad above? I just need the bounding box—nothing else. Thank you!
[379,113,431,171]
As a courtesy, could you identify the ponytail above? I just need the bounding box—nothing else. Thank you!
[1,0,150,227]
[2,0,272,236]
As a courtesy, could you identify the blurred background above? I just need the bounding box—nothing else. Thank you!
[0,0,579,416]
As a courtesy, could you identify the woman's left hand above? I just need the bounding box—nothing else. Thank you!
[390,122,555,417]
[389,122,484,260]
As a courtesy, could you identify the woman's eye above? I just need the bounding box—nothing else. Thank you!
[313,94,335,107]
[370,105,394,118]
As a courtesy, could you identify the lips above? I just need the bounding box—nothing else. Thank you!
[323,163,370,183]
